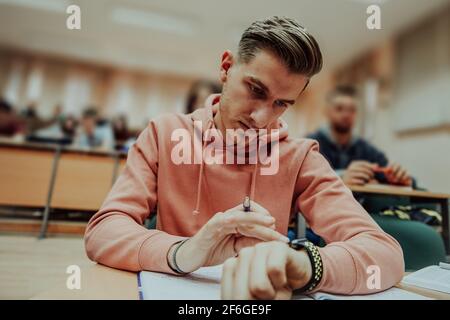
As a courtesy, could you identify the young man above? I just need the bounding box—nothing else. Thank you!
[85,16,404,299]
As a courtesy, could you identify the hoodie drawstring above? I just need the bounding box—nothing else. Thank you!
[192,119,213,215]
[192,120,259,215]
[250,153,258,201]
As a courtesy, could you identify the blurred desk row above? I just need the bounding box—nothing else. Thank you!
[0,138,127,237]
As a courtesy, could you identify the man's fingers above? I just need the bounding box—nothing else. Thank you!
[396,168,408,182]
[232,247,254,300]
[266,243,289,291]
[351,161,376,170]
[349,171,372,181]
[234,237,261,253]
[349,177,366,185]
[238,224,289,243]
[218,211,275,228]
[249,244,276,299]
[348,161,375,179]
[387,163,409,183]
[248,201,270,215]
[221,258,237,300]
[388,163,401,176]
[351,166,374,178]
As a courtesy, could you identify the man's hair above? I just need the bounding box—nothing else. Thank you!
[327,85,358,103]
[238,16,323,79]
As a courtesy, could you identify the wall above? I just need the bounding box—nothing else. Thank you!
[371,7,450,192]
[0,48,194,129]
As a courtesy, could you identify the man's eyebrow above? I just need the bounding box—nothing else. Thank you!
[248,76,296,105]
[278,99,296,105]
[248,76,269,94]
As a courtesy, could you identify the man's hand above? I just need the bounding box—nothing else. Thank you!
[386,162,412,186]
[342,160,376,185]
[171,201,289,273]
[221,241,312,300]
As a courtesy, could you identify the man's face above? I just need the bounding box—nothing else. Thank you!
[327,95,357,134]
[218,50,309,132]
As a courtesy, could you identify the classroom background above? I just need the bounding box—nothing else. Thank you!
[0,0,449,299]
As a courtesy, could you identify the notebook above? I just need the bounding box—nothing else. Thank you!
[401,264,450,294]
[138,265,431,300]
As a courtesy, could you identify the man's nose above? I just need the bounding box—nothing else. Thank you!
[250,105,273,129]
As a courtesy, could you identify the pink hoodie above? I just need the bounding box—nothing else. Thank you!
[85,94,404,295]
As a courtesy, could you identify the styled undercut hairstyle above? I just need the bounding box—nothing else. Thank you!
[238,16,323,81]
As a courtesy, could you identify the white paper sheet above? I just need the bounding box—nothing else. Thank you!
[138,265,431,300]
[402,265,450,294]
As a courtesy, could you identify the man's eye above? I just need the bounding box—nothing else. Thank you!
[274,100,287,108]
[249,84,264,96]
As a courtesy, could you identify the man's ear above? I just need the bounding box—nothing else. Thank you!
[220,50,234,83]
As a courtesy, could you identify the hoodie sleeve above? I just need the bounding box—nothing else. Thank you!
[295,141,404,294]
[84,122,185,273]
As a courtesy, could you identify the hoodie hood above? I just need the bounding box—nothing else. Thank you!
[189,94,289,216]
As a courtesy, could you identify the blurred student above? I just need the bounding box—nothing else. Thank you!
[185,80,221,114]
[307,85,446,270]
[74,107,114,150]
[21,102,61,135]
[60,115,78,141]
[112,114,131,151]
[307,85,412,187]
[85,16,403,300]
[33,114,78,145]
[0,99,24,137]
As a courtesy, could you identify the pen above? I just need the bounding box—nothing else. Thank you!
[243,196,251,212]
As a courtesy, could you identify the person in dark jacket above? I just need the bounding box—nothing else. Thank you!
[305,86,448,271]
[307,85,412,187]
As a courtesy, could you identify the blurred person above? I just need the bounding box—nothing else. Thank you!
[307,85,446,271]
[112,114,131,151]
[74,107,114,150]
[33,114,78,145]
[21,102,61,135]
[60,114,78,141]
[185,80,221,114]
[85,16,403,300]
[0,99,25,137]
[308,85,412,187]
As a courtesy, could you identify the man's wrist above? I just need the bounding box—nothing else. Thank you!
[289,239,323,293]
[291,249,313,290]
[167,240,189,274]
[172,237,206,273]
